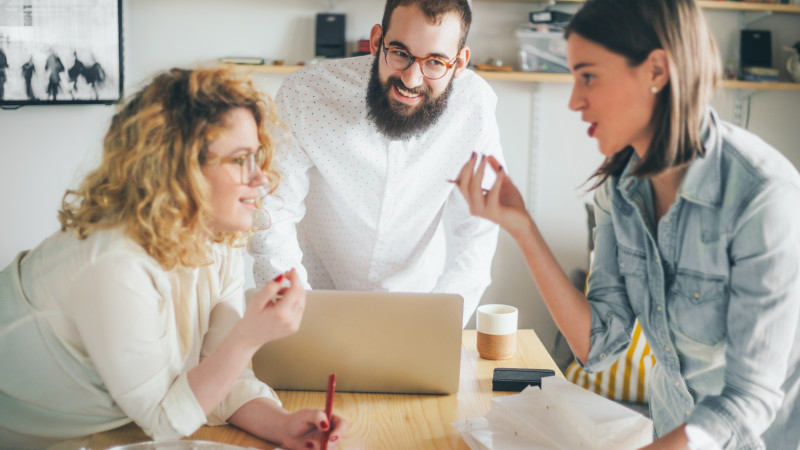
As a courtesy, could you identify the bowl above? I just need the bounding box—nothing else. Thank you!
[109,440,248,450]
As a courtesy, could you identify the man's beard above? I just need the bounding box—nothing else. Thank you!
[365,54,455,140]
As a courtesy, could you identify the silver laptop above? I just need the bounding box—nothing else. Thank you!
[252,290,463,394]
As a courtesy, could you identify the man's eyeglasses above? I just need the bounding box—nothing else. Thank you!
[215,147,266,185]
[381,45,460,80]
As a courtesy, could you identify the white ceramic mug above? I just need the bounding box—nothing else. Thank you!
[476,304,518,360]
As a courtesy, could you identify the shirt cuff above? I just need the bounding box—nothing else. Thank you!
[161,372,208,437]
[686,424,722,450]
[207,368,282,426]
[580,309,632,372]
[686,403,736,449]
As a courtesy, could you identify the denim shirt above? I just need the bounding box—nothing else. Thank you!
[583,108,800,449]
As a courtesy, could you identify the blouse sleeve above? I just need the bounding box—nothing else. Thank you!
[202,246,282,426]
[65,253,207,440]
[65,246,283,439]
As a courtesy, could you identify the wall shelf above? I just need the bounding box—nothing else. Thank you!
[475,71,800,90]
[719,79,800,90]
[227,64,800,91]
[477,0,800,14]
[234,64,300,74]
[696,1,800,13]
[228,0,800,91]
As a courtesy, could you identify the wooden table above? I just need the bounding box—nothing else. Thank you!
[85,329,563,449]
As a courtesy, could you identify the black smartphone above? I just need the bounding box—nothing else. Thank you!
[492,368,556,392]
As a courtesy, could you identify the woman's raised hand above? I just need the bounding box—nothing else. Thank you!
[237,268,306,351]
[453,153,533,239]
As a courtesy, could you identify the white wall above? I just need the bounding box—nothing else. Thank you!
[1,0,798,356]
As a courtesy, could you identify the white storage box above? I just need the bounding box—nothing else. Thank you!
[516,28,569,73]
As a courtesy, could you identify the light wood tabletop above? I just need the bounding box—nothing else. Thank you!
[84,329,563,449]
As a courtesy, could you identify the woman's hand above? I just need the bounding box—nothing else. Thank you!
[228,399,349,450]
[278,409,349,450]
[233,268,306,351]
[453,153,533,239]
[187,269,305,415]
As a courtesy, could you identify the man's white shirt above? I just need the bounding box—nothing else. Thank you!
[249,55,504,326]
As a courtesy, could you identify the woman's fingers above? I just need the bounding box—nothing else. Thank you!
[449,154,532,234]
[284,409,348,449]
[253,280,282,309]
[486,167,504,211]
[486,155,502,172]
[456,153,477,189]
[278,269,305,311]
[470,154,488,205]
[451,153,496,215]
[450,153,514,218]
[284,268,302,294]
[328,414,348,441]
[268,269,305,334]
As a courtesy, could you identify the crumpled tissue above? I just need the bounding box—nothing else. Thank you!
[453,376,653,449]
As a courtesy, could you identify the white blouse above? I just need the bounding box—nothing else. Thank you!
[0,228,279,447]
[249,55,504,326]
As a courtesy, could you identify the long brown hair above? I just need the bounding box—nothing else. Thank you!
[59,67,282,270]
[565,0,721,188]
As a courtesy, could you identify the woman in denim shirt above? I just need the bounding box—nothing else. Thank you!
[454,0,800,448]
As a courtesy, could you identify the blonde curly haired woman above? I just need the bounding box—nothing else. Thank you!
[0,67,347,449]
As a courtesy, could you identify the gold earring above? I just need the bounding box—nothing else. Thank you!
[651,86,659,94]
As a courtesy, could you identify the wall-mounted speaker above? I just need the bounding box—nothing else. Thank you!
[316,13,346,58]
[740,29,772,68]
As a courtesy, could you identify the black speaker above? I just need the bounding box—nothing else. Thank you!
[316,13,346,58]
[740,29,772,68]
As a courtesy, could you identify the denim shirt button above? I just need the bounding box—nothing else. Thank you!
[657,305,662,311]
[674,381,681,387]
[665,346,671,352]
[665,217,671,223]
[619,263,624,270]
[600,353,607,359]
[694,292,700,299]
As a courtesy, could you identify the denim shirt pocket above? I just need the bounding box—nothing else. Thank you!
[617,246,648,315]
[670,271,728,346]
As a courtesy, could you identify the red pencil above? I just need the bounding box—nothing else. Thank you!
[322,373,336,450]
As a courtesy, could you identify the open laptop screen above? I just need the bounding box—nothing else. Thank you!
[251,290,463,395]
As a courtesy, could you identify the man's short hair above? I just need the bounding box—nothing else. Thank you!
[380,0,472,50]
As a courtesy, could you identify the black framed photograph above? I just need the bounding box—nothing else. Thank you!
[0,0,123,106]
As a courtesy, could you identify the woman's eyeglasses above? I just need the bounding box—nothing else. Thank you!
[215,147,266,184]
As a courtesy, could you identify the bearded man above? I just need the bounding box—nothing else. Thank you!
[250,0,504,327]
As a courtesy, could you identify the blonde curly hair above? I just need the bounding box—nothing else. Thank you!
[59,67,282,270]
